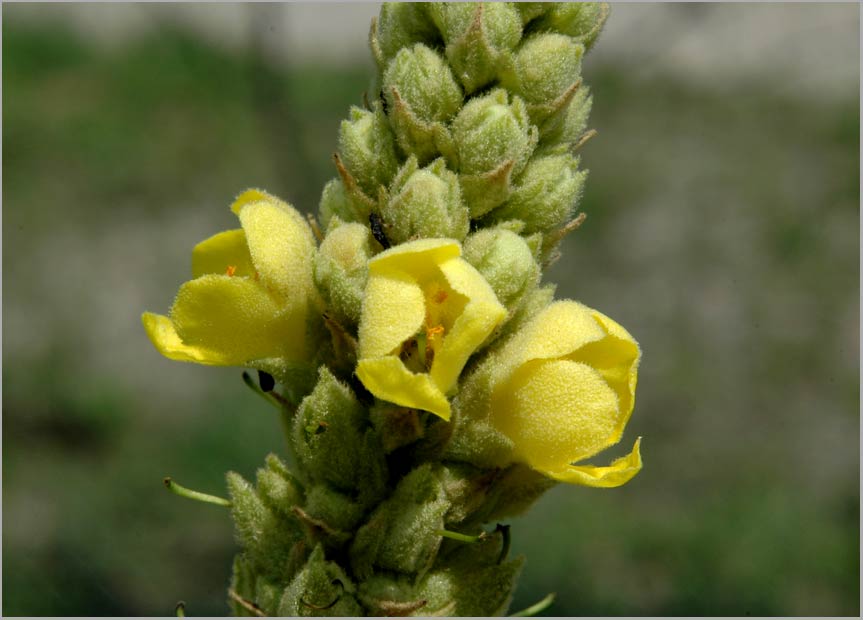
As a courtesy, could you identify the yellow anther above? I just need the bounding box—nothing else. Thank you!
[426,324,445,340]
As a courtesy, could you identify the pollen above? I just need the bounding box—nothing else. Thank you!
[433,290,448,304]
[426,324,445,340]
[225,265,237,277]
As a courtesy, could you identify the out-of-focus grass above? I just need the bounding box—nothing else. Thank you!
[3,17,858,618]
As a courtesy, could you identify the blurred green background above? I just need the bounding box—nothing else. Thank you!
[3,3,859,616]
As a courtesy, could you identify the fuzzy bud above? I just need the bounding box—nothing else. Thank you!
[318,178,370,229]
[489,153,587,234]
[292,367,387,501]
[381,156,470,244]
[537,84,593,148]
[514,2,550,25]
[451,89,537,217]
[372,3,439,68]
[500,33,584,125]
[428,2,522,94]
[314,220,374,328]
[338,104,399,197]
[463,227,540,312]
[533,2,609,50]
[383,44,462,125]
[278,546,363,616]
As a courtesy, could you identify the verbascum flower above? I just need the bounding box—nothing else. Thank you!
[142,189,316,380]
[488,300,643,487]
[356,238,506,420]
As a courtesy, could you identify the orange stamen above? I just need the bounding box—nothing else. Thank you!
[225,265,237,277]
[433,290,448,304]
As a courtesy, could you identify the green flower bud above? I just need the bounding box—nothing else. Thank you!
[350,464,449,579]
[428,2,522,94]
[292,367,387,500]
[314,220,374,328]
[383,44,462,125]
[256,453,304,518]
[451,89,537,216]
[489,153,587,234]
[381,156,469,244]
[533,2,609,50]
[383,44,462,164]
[514,2,551,25]
[537,83,593,148]
[338,104,399,197]
[369,400,425,453]
[227,471,303,581]
[357,574,428,617]
[303,484,366,533]
[500,33,584,125]
[318,178,371,229]
[278,545,363,617]
[416,530,524,616]
[463,227,540,312]
[371,3,439,69]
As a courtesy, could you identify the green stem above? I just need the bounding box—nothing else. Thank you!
[436,529,484,543]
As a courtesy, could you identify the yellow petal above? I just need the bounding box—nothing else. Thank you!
[431,257,506,393]
[356,356,451,420]
[547,438,643,488]
[142,311,234,365]
[509,300,608,365]
[191,229,255,278]
[171,274,305,364]
[369,238,461,279]
[358,270,425,359]
[230,188,293,215]
[233,196,315,299]
[491,359,621,469]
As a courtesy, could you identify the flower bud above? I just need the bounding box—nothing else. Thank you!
[314,220,374,328]
[292,367,387,500]
[462,227,539,312]
[451,89,537,216]
[381,157,469,245]
[515,3,551,25]
[428,2,522,94]
[500,33,584,125]
[537,83,592,148]
[488,301,643,488]
[278,546,363,617]
[372,3,438,68]
[533,2,609,50]
[383,44,463,163]
[318,177,371,229]
[338,104,399,197]
[383,44,462,125]
[349,464,449,579]
[488,153,587,234]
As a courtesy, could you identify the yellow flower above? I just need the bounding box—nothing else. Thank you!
[356,239,507,421]
[142,189,316,379]
[488,300,642,487]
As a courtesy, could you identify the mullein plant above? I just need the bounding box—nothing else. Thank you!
[143,2,642,616]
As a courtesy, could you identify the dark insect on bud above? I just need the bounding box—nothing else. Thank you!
[369,212,391,249]
[258,370,275,392]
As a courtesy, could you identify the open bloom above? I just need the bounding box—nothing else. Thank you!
[356,238,506,420]
[489,300,642,487]
[142,189,316,379]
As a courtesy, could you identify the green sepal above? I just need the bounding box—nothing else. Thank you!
[463,227,540,312]
[499,33,585,126]
[292,367,387,501]
[428,2,522,95]
[381,156,470,244]
[303,483,367,533]
[318,177,374,230]
[487,153,587,235]
[533,2,610,50]
[383,43,462,125]
[537,83,593,150]
[370,3,439,70]
[313,219,374,329]
[338,103,399,198]
[277,545,363,617]
[350,463,450,579]
[226,471,303,583]
[417,528,525,616]
[357,573,430,617]
[369,400,426,453]
[255,453,304,518]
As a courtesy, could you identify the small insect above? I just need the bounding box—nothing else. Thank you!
[369,212,391,249]
[379,89,388,114]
